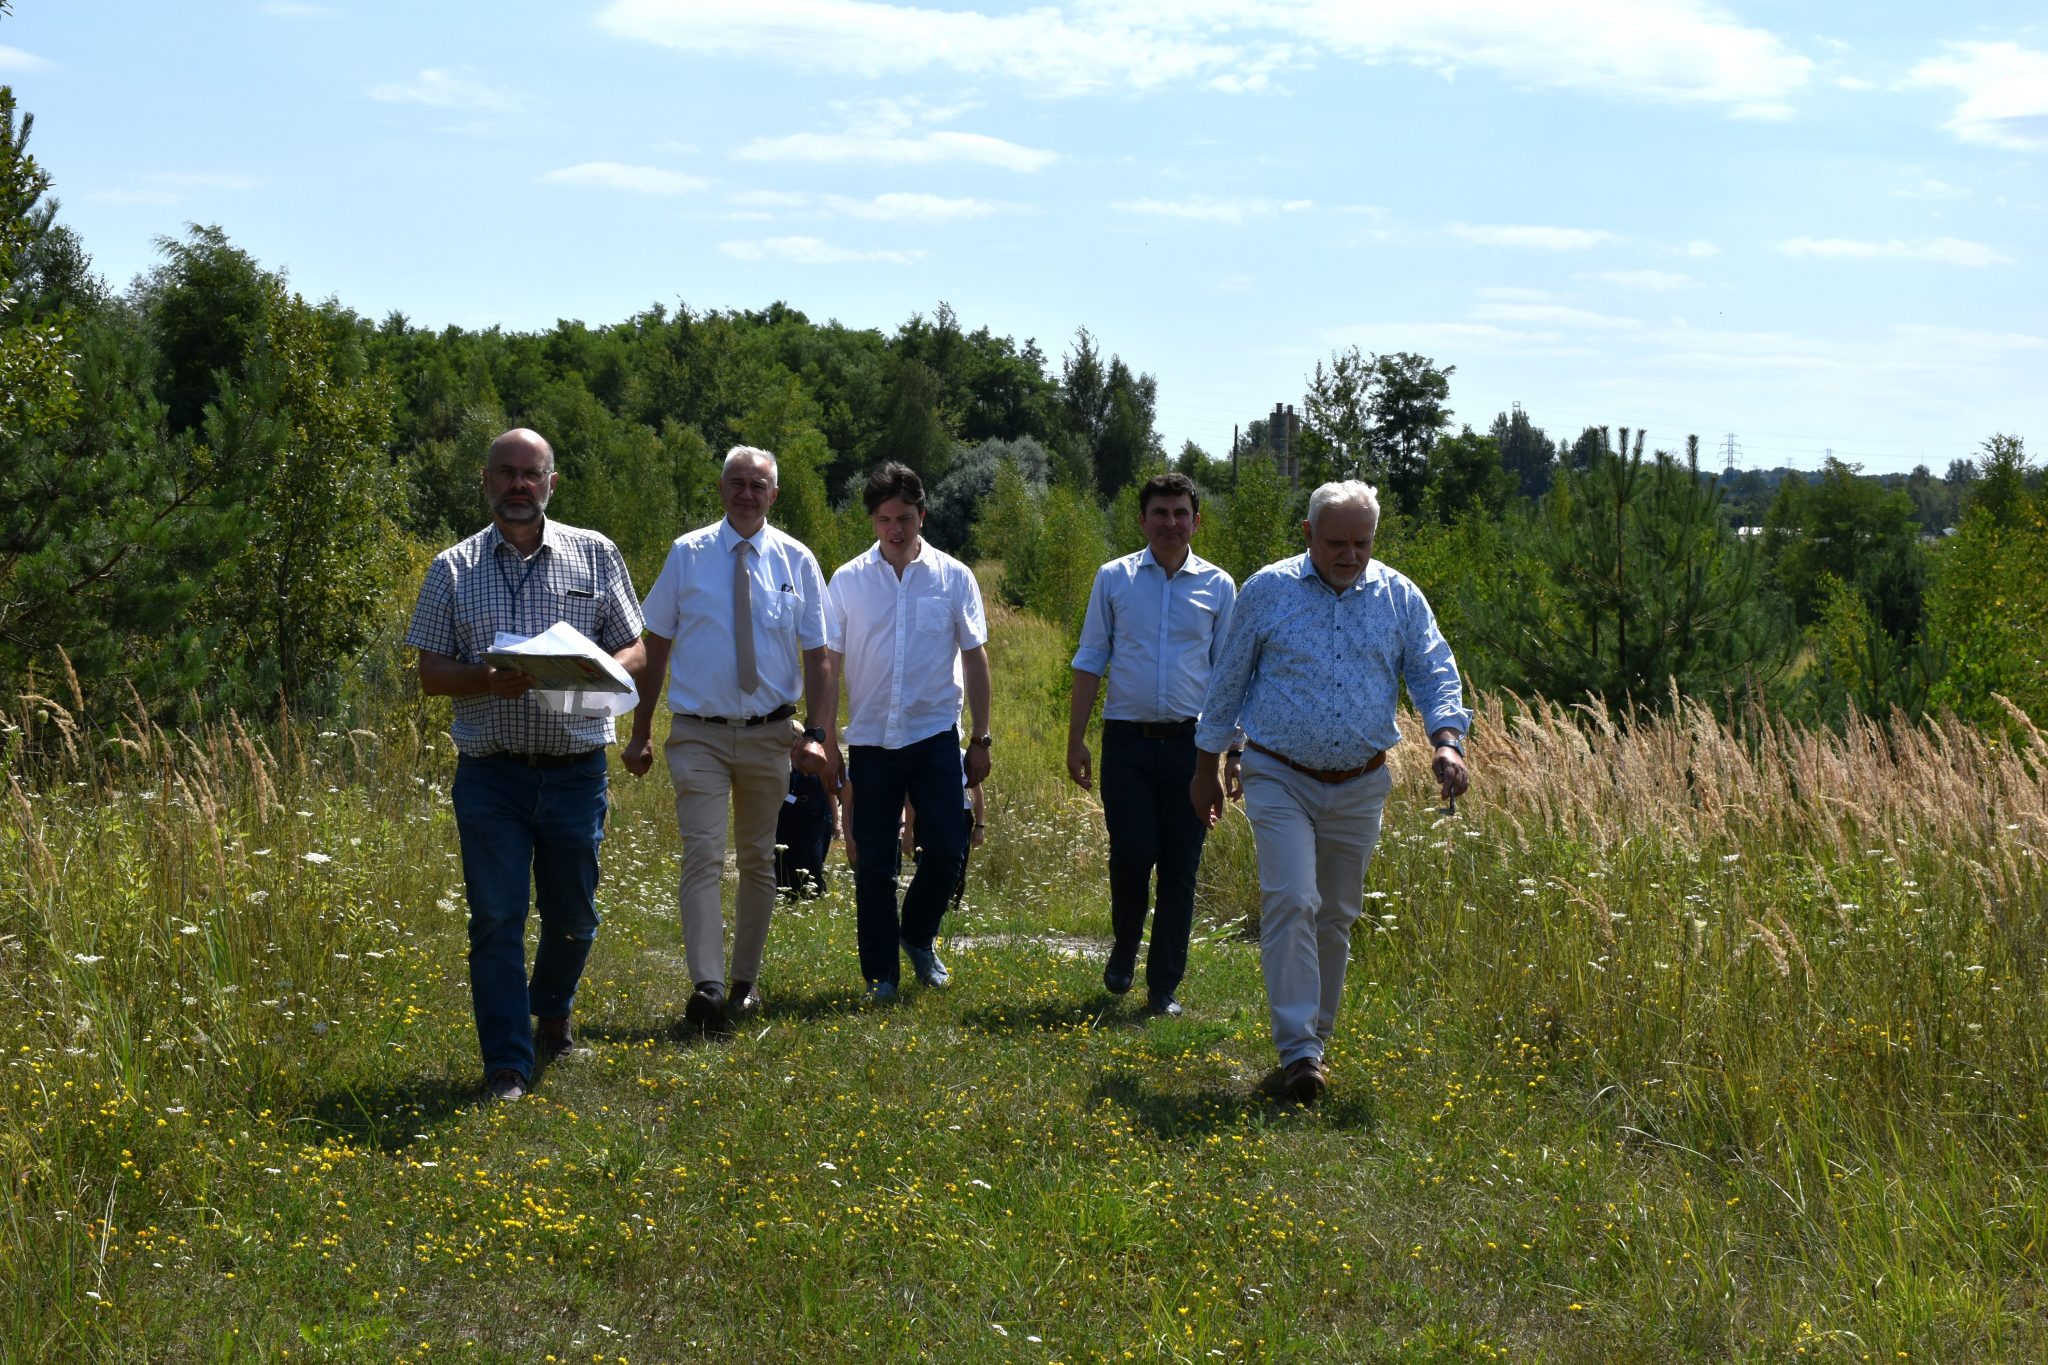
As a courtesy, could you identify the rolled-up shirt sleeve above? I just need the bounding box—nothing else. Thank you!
[1070,566,1114,676]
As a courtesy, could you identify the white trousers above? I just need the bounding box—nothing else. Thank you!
[1240,748,1394,1066]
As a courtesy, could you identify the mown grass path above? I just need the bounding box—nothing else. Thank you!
[6,600,2047,1361]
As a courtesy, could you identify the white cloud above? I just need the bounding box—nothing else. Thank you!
[81,189,179,206]
[1578,269,1698,290]
[719,235,924,265]
[0,44,53,72]
[1833,75,1876,91]
[597,0,1810,115]
[1282,199,1315,213]
[369,67,520,112]
[1450,223,1621,250]
[598,0,1262,97]
[824,193,1000,222]
[1891,176,1966,200]
[540,162,708,195]
[728,190,813,210]
[145,172,262,191]
[1682,240,1722,257]
[1471,302,1642,329]
[1113,195,1289,225]
[735,130,1054,173]
[1907,41,2048,152]
[1778,236,2012,267]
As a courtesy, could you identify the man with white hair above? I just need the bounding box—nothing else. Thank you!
[1191,480,1470,1104]
[625,446,835,1033]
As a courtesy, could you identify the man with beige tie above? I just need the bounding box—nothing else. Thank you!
[624,446,836,1032]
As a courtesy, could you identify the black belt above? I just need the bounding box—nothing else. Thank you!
[1105,717,1198,739]
[485,749,602,769]
[678,702,797,728]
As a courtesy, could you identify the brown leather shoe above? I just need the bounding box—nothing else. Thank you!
[1283,1056,1328,1105]
[536,1015,590,1062]
[485,1069,528,1102]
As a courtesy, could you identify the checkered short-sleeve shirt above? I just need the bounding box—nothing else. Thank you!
[405,519,644,757]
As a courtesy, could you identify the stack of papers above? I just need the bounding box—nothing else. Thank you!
[486,622,639,719]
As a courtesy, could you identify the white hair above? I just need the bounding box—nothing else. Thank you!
[722,445,779,485]
[1307,480,1380,530]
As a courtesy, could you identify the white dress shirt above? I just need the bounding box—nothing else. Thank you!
[641,519,828,717]
[1070,547,1236,722]
[826,540,988,749]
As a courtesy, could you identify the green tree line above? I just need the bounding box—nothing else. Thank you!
[3,82,2042,735]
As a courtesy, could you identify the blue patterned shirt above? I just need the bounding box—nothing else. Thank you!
[405,519,644,757]
[1195,554,1470,769]
[1070,548,1236,722]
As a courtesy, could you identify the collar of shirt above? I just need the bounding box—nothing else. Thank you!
[1281,551,1373,597]
[487,517,563,561]
[717,519,768,557]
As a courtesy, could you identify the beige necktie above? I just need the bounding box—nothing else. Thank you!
[733,541,760,696]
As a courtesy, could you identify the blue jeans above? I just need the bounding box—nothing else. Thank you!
[1100,725,1208,1000]
[451,750,608,1080]
[849,731,969,986]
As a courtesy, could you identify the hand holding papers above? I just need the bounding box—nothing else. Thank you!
[486,623,639,719]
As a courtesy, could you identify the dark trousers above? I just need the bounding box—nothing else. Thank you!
[850,730,969,987]
[450,750,607,1081]
[1101,724,1207,999]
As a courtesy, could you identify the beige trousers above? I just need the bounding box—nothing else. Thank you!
[664,714,798,987]
[1239,748,1395,1067]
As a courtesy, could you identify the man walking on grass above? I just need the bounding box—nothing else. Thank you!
[824,462,992,1001]
[1067,472,1238,1018]
[407,428,647,1102]
[622,446,835,1034]
[1192,480,1470,1105]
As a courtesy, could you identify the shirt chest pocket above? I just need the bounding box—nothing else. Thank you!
[1169,591,1220,648]
[760,588,798,632]
[546,582,603,639]
[915,595,953,638]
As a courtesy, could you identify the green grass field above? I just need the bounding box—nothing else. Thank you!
[5,597,2047,1362]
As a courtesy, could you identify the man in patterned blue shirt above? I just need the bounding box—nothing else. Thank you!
[406,428,646,1102]
[1193,480,1470,1105]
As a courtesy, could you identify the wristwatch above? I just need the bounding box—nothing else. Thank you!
[1434,733,1465,755]
[803,725,827,743]
[970,734,993,748]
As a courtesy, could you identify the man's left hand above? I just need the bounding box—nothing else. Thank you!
[1432,746,1470,802]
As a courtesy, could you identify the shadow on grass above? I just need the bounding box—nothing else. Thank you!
[959,992,1161,1035]
[1089,1067,1379,1139]
[299,1072,475,1154]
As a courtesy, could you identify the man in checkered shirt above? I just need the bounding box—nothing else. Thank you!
[406,428,646,1102]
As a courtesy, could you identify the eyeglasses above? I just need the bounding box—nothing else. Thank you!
[722,478,774,495]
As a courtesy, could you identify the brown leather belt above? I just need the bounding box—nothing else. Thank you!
[1244,739,1385,784]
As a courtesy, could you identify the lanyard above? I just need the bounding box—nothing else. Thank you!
[497,547,543,626]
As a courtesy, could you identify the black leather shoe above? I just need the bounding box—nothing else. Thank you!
[1102,951,1136,996]
[685,980,728,1034]
[1146,995,1183,1019]
[729,981,762,1020]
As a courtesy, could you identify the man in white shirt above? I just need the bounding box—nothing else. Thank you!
[1067,472,1238,1018]
[824,462,992,1001]
[624,446,835,1032]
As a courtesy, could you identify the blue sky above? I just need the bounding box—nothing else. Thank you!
[4,1,2043,474]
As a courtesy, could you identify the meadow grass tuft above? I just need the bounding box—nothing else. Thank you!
[3,599,2045,1360]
